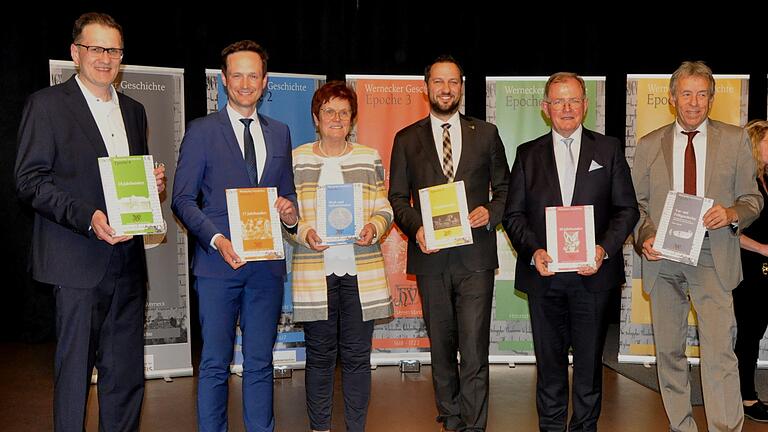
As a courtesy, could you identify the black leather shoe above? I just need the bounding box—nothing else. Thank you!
[744,401,768,423]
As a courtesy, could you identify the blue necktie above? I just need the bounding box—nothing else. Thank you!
[240,118,258,185]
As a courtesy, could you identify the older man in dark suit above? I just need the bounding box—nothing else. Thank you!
[503,72,638,432]
[15,12,165,432]
[388,55,509,432]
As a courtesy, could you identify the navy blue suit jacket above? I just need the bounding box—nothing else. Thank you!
[172,108,297,279]
[502,129,639,295]
[15,76,148,288]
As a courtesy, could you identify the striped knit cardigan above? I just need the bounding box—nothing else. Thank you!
[288,142,394,322]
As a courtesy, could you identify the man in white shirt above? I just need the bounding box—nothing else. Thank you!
[632,61,762,432]
[15,12,165,431]
[503,72,638,432]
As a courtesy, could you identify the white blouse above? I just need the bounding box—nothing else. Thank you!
[317,154,357,277]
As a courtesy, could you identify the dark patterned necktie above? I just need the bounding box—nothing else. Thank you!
[441,123,454,182]
[240,118,258,186]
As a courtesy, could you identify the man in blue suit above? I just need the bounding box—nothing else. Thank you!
[172,40,298,432]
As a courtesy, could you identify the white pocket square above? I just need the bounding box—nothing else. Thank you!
[588,160,603,172]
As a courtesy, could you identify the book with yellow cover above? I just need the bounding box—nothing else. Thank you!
[225,187,284,261]
[418,180,473,250]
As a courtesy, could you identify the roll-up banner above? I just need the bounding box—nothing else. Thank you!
[50,60,192,379]
[622,74,754,365]
[486,76,606,363]
[206,70,325,370]
[347,75,436,365]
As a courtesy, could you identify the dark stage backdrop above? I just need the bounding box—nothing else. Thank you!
[2,3,766,341]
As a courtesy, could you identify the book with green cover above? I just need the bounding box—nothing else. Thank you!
[98,155,165,235]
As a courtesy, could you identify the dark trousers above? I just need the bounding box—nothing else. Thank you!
[303,274,374,432]
[416,254,494,432]
[528,274,611,432]
[733,279,768,401]
[54,242,146,432]
[196,271,283,432]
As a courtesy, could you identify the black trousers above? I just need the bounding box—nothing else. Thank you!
[303,274,374,432]
[528,274,611,432]
[416,253,494,432]
[53,242,146,432]
[733,278,768,401]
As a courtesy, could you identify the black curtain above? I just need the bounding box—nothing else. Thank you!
[2,3,766,341]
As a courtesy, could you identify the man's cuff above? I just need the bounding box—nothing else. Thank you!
[210,233,223,250]
[283,220,298,229]
[282,219,298,235]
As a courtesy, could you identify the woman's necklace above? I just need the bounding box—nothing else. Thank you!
[317,140,348,158]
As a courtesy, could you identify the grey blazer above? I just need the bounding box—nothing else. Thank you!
[631,119,762,292]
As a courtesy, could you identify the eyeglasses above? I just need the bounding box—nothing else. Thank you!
[319,107,352,120]
[75,43,124,59]
[546,98,584,110]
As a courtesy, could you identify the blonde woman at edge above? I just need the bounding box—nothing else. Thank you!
[289,81,394,432]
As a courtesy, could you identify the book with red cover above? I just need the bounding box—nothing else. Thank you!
[545,205,596,272]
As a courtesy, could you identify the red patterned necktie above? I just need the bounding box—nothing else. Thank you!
[682,131,699,195]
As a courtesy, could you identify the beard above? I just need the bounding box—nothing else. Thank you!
[429,95,460,117]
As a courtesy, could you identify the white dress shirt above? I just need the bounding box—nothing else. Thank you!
[673,120,708,196]
[75,75,129,157]
[553,126,583,206]
[430,112,462,174]
[227,104,267,183]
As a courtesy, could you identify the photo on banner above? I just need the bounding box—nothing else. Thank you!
[621,74,754,364]
[206,70,325,369]
[50,60,192,379]
[486,76,606,362]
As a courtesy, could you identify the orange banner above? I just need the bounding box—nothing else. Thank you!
[353,77,430,319]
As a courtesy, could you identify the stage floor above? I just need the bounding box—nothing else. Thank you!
[2,341,767,431]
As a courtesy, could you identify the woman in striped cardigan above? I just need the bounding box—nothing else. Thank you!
[288,81,394,432]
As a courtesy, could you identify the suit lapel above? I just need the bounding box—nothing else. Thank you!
[571,130,596,205]
[416,118,446,180]
[217,108,249,181]
[661,126,674,189]
[62,77,109,158]
[453,117,474,180]
[117,93,143,156]
[538,134,564,206]
[258,114,273,186]
[705,121,721,196]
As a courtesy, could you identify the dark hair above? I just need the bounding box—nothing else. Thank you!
[221,40,268,75]
[424,55,464,83]
[72,12,123,44]
[311,81,358,124]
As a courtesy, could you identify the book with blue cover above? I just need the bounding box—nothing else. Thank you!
[316,183,364,245]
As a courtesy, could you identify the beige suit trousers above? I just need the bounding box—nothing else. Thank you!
[649,239,744,432]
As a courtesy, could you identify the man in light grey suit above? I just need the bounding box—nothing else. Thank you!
[632,61,762,432]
